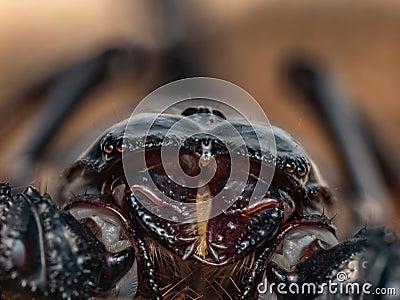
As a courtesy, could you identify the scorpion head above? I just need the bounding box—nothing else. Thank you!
[58,107,336,297]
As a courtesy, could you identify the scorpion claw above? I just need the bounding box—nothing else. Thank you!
[0,185,143,299]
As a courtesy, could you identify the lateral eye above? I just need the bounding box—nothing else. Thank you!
[116,139,126,153]
[297,164,307,178]
[284,157,309,178]
[285,158,296,174]
[103,142,114,154]
[296,158,309,178]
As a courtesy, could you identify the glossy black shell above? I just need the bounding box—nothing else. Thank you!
[60,112,332,214]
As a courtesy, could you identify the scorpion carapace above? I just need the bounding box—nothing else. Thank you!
[0,107,399,299]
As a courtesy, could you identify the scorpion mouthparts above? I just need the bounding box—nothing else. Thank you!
[208,245,221,263]
[111,182,128,207]
[182,243,196,260]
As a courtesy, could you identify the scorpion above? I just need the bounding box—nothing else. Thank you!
[0,106,399,299]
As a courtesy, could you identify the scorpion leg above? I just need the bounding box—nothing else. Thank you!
[285,58,391,227]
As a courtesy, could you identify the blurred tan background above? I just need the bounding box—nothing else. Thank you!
[0,0,399,238]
